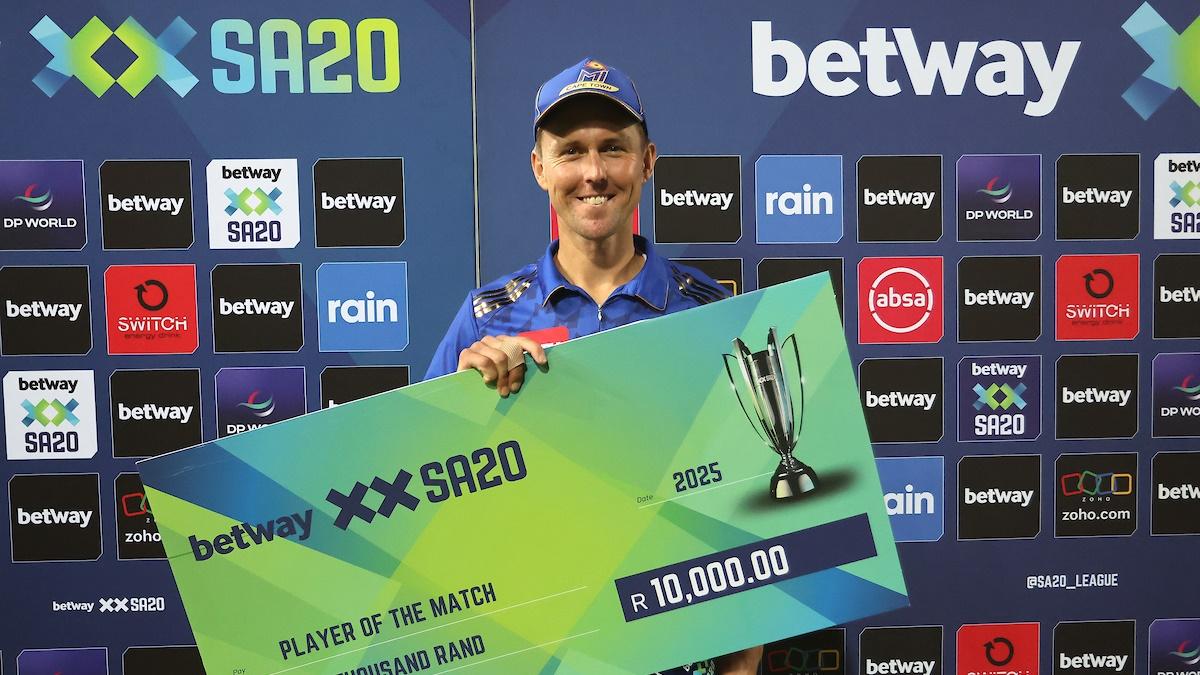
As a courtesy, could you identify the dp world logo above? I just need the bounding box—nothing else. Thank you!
[1123,3,1200,119]
[979,177,1013,204]
[31,16,197,98]
[15,184,53,211]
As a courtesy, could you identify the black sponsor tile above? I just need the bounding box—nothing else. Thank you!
[958,455,1041,540]
[861,626,943,675]
[1054,452,1138,537]
[758,257,843,319]
[0,266,91,356]
[957,256,1041,342]
[857,155,943,242]
[110,369,202,458]
[653,156,741,243]
[320,366,410,408]
[1154,254,1200,339]
[1056,154,1140,240]
[1055,355,1138,440]
[314,158,405,247]
[9,473,101,562]
[211,263,303,353]
[1052,620,1135,675]
[1152,451,1200,535]
[859,358,943,443]
[100,159,194,249]
[671,258,742,296]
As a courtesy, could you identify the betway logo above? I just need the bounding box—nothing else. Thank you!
[751,23,1080,117]
[106,194,185,216]
[1058,652,1128,671]
[865,659,937,675]
[320,192,397,214]
[1061,187,1133,208]
[1061,387,1131,407]
[17,376,79,394]
[219,297,295,319]
[972,362,1027,379]
[17,507,93,528]
[865,390,937,410]
[863,189,936,209]
[117,402,194,424]
[1160,286,1200,303]
[963,487,1034,506]
[1158,483,1200,500]
[52,601,94,612]
[1169,160,1200,173]
[222,166,281,182]
[5,300,82,321]
[660,189,734,210]
[963,288,1035,309]
[189,509,312,561]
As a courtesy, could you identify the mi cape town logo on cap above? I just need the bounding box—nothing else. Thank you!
[560,60,620,94]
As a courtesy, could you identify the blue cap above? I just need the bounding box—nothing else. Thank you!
[533,58,645,132]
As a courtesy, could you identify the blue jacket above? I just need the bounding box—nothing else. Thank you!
[424,235,729,380]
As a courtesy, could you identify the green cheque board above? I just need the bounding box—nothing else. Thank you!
[138,274,907,675]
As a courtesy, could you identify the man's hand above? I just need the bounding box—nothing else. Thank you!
[456,334,548,396]
[713,645,763,675]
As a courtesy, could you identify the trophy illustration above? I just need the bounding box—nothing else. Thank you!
[723,327,819,499]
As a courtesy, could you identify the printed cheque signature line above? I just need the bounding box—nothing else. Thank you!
[638,470,775,509]
[266,585,589,674]
[429,629,602,675]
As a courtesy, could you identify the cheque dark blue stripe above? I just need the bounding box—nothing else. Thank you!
[614,513,877,621]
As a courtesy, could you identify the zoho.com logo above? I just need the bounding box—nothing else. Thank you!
[1123,3,1200,119]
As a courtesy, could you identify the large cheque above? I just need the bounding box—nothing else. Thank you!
[138,274,907,675]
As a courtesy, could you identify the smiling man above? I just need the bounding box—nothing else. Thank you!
[424,58,759,674]
[424,58,730,394]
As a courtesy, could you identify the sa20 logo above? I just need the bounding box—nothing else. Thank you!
[32,16,399,97]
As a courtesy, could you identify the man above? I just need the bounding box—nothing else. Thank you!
[425,57,762,675]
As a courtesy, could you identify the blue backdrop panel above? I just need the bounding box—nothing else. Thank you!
[0,1,474,672]
[474,1,1199,673]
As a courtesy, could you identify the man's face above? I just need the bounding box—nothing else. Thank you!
[532,95,656,243]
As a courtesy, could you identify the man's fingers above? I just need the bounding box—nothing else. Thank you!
[507,335,548,367]
[457,350,500,384]
[508,364,527,393]
[481,335,529,371]
[458,335,546,397]
[473,342,515,393]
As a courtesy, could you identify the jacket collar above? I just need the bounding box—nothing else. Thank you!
[536,234,669,311]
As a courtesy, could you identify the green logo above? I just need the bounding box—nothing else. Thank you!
[21,398,80,427]
[31,16,197,97]
[1123,3,1200,119]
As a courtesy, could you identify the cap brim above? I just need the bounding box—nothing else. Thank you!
[534,89,644,131]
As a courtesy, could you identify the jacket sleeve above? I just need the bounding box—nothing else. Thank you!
[423,294,479,381]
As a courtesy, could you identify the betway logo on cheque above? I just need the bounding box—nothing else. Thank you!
[189,510,312,561]
[752,22,1080,116]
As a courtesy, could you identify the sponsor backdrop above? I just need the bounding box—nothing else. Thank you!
[473,2,1199,675]
[0,0,1198,673]
[0,0,473,672]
